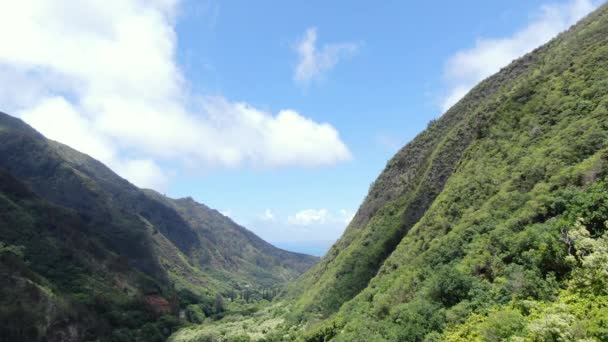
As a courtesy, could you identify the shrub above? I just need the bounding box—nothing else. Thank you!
[479,308,525,342]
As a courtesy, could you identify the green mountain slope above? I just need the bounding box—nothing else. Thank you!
[0,113,317,341]
[144,190,317,283]
[287,4,608,341]
[0,168,176,341]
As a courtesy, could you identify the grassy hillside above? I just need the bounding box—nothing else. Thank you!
[293,3,608,341]
[170,4,608,341]
[0,113,317,341]
[285,5,573,318]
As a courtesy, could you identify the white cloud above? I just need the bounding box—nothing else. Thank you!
[440,0,598,112]
[288,209,329,226]
[0,1,351,190]
[247,208,354,245]
[260,209,275,221]
[195,97,351,167]
[19,96,168,189]
[287,208,354,226]
[20,97,115,163]
[117,159,169,190]
[293,27,359,86]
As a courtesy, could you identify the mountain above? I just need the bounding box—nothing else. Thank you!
[283,4,608,341]
[166,4,608,341]
[4,3,608,342]
[0,112,317,341]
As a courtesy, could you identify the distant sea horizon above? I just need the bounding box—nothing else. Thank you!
[272,240,336,257]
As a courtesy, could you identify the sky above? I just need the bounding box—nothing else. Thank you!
[0,0,601,255]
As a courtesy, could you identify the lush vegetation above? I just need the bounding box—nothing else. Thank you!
[170,4,608,341]
[168,180,608,342]
[2,3,608,342]
[288,4,608,341]
[0,111,316,340]
[0,168,188,341]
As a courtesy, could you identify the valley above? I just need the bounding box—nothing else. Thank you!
[1,2,608,342]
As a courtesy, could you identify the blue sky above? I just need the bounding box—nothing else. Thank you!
[0,0,600,255]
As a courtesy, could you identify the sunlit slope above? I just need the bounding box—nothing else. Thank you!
[294,4,608,341]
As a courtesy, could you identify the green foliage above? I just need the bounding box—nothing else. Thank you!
[2,4,608,342]
[214,294,226,314]
[299,317,344,342]
[0,241,25,259]
[565,220,608,294]
[434,181,608,341]
[526,307,580,341]
[427,266,473,307]
[389,299,444,341]
[186,304,207,324]
[278,4,608,341]
[478,308,525,342]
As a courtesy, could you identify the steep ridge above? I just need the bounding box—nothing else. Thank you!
[144,190,317,283]
[0,112,317,340]
[292,4,608,341]
[0,168,164,341]
[0,112,316,285]
[289,8,559,316]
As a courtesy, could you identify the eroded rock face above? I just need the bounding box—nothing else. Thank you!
[144,294,173,315]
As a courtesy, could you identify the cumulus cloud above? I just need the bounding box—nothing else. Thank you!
[287,208,354,226]
[0,1,351,190]
[246,208,353,245]
[259,209,275,221]
[288,209,329,226]
[117,159,170,191]
[440,0,598,112]
[17,96,169,189]
[293,27,359,86]
[196,97,351,167]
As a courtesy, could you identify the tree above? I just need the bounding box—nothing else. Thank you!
[213,294,225,314]
[565,220,608,295]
